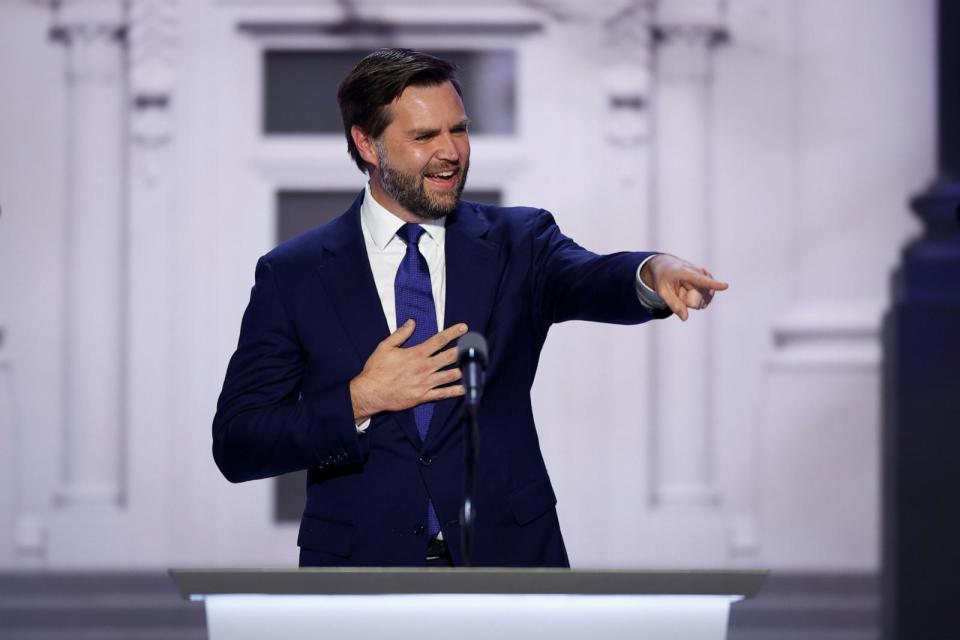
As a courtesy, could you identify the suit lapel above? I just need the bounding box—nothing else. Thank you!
[424,201,500,449]
[314,192,423,449]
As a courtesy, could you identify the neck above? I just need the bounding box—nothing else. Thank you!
[367,175,429,224]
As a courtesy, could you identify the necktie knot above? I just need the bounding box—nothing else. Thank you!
[397,223,426,247]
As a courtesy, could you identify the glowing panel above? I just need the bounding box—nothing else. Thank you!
[202,593,740,640]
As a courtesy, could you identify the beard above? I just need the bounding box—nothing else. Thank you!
[373,138,469,220]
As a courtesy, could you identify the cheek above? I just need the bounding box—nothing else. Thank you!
[386,142,428,173]
[405,149,433,173]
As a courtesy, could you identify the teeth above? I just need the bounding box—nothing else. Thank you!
[429,171,455,178]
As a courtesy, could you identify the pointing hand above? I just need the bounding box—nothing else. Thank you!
[640,254,729,322]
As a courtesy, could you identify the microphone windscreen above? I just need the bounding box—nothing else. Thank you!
[457,331,488,365]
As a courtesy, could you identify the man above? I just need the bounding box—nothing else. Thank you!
[213,48,728,568]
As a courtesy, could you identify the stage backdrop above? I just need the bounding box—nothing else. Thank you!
[0,0,934,571]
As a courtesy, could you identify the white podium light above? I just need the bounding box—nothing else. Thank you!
[205,594,740,640]
[171,569,765,640]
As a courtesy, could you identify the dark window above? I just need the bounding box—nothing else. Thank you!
[264,49,516,135]
[276,190,358,241]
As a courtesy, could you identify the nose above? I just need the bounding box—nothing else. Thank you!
[435,132,461,163]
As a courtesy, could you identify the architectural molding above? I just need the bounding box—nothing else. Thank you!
[237,20,542,38]
[520,0,639,23]
[128,0,180,187]
[129,0,179,113]
[769,300,883,369]
[653,0,727,30]
[49,22,125,44]
[251,139,526,191]
[651,0,729,82]
[601,1,653,153]
[217,0,543,34]
[46,0,126,42]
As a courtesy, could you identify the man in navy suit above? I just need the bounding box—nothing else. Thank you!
[213,48,728,567]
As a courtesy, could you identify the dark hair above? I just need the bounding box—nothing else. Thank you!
[337,48,462,172]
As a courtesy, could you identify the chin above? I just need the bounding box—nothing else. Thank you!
[421,193,459,217]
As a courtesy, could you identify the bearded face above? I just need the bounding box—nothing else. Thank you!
[373,137,469,220]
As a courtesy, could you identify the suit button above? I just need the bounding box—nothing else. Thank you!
[413,523,425,536]
[419,455,433,466]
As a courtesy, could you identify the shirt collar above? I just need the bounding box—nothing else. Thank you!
[361,182,445,251]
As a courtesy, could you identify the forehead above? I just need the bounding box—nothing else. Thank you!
[388,81,467,129]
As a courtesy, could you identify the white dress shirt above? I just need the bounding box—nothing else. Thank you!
[360,183,447,334]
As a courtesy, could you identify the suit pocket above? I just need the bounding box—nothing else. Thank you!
[297,514,355,558]
[507,475,558,526]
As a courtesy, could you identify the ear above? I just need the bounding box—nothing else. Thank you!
[351,125,380,170]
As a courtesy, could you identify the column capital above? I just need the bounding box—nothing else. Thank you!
[526,0,643,23]
[46,0,126,45]
[653,0,728,47]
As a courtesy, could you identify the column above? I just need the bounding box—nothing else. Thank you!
[51,0,128,508]
[882,1,960,637]
[650,0,727,507]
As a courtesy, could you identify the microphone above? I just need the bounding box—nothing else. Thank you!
[457,332,488,411]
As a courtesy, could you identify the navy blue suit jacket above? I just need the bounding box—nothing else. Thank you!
[213,191,667,567]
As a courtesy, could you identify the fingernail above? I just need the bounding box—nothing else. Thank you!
[460,324,468,333]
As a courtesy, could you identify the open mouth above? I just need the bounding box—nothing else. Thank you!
[423,168,459,190]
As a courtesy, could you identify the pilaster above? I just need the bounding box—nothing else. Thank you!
[649,0,727,508]
[51,0,129,510]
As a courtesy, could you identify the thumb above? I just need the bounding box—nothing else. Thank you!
[383,318,416,348]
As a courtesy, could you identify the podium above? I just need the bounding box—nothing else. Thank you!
[170,569,766,640]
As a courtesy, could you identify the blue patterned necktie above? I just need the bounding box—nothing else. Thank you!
[394,223,441,538]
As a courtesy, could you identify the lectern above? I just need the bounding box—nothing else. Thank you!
[170,569,766,640]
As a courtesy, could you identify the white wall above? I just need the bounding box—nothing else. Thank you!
[709,0,933,570]
[0,2,68,564]
[0,0,935,571]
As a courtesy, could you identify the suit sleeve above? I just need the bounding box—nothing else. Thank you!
[212,257,363,483]
[530,209,672,326]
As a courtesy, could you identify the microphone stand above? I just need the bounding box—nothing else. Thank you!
[457,332,486,568]
[460,402,480,567]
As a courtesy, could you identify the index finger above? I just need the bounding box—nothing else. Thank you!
[682,271,729,291]
[417,323,469,355]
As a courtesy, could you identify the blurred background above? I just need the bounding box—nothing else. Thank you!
[0,0,953,639]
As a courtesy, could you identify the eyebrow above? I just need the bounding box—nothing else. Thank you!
[408,118,472,137]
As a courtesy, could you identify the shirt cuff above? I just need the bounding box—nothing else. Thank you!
[356,418,371,434]
[635,255,668,311]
